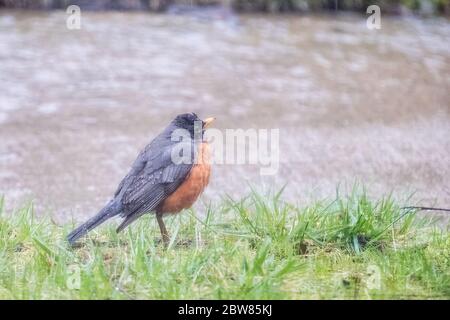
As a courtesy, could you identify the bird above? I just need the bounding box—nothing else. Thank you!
[67,113,215,246]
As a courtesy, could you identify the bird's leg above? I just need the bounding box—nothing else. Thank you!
[156,213,170,247]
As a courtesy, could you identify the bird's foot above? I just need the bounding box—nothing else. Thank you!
[155,238,193,248]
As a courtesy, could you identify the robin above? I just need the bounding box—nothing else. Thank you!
[67,113,215,246]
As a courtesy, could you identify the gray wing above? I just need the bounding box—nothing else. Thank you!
[113,133,171,198]
[115,140,194,232]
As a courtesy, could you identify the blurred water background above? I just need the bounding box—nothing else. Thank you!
[0,0,449,223]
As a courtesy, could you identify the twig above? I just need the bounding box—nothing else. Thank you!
[401,206,450,213]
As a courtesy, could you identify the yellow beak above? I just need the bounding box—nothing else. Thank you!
[203,117,216,128]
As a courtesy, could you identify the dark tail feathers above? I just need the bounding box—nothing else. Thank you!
[67,200,121,245]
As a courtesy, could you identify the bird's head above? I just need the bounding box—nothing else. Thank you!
[172,113,215,139]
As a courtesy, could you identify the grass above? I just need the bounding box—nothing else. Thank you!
[0,189,448,299]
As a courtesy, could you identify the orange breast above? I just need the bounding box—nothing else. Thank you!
[157,142,211,214]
